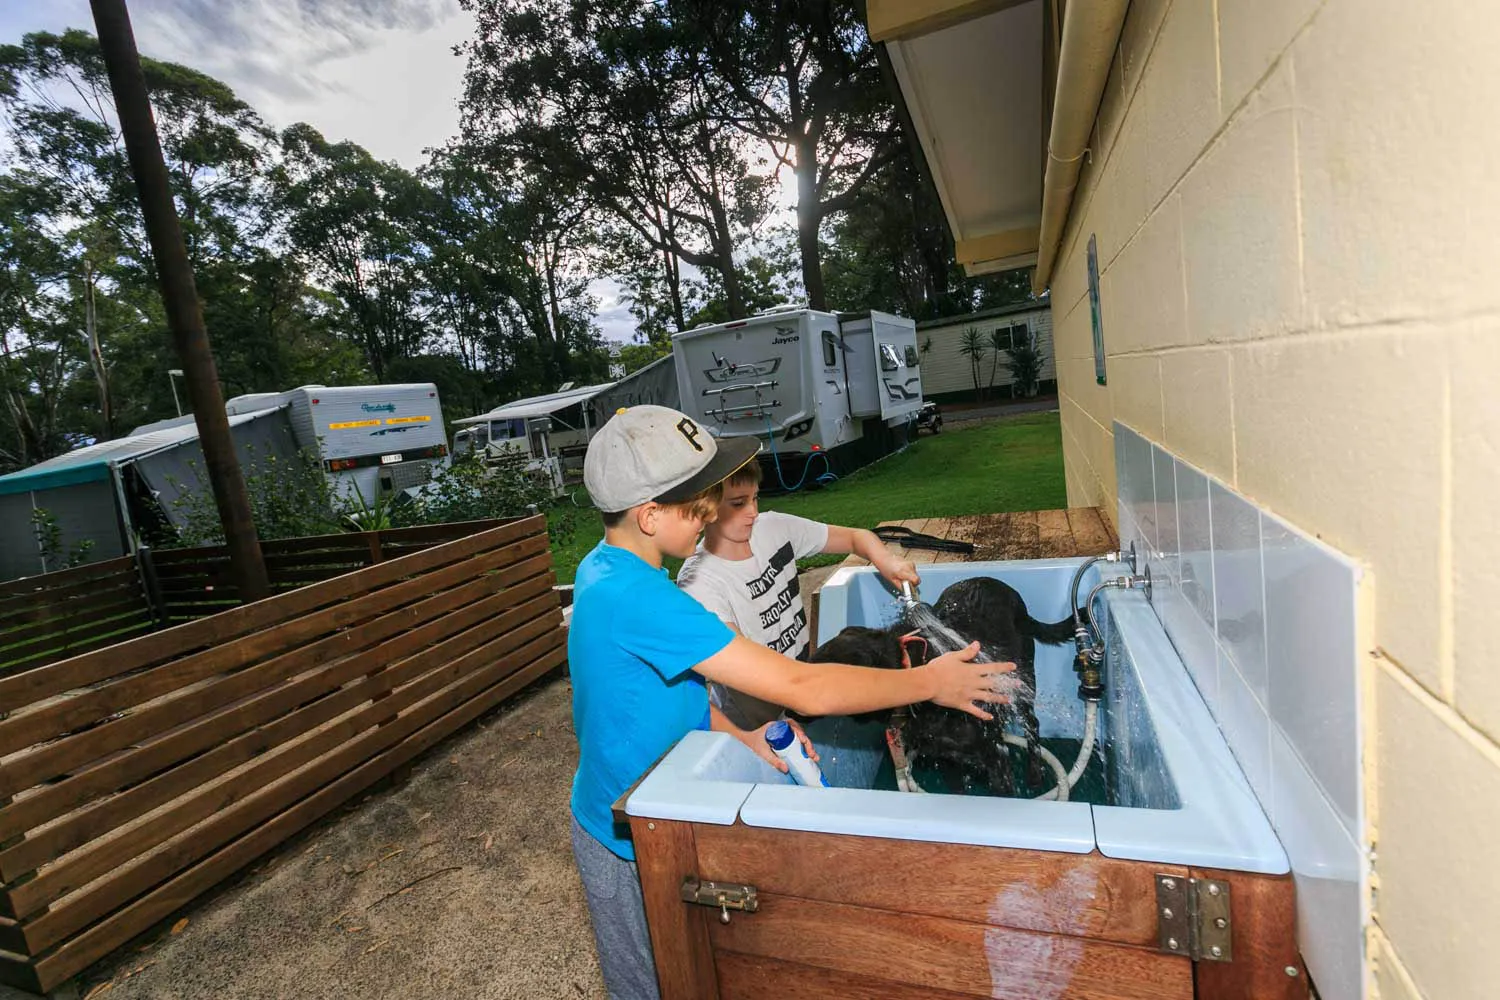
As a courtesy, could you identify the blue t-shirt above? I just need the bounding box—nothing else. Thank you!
[569,541,734,860]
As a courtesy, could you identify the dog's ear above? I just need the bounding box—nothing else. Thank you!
[810,625,906,670]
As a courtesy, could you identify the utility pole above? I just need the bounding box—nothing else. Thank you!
[90,0,269,600]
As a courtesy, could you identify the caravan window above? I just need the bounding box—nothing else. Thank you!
[822,330,840,368]
[904,345,919,368]
[879,343,901,371]
[490,418,526,440]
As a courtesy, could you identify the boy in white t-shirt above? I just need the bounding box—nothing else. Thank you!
[676,460,921,730]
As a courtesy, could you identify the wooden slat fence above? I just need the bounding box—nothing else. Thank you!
[0,519,512,677]
[0,559,157,683]
[0,516,564,993]
[148,519,514,619]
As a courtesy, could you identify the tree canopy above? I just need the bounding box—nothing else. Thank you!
[0,8,1036,476]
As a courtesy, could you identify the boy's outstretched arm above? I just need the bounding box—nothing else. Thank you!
[823,524,920,587]
[696,635,1010,720]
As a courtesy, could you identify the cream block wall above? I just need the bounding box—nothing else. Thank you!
[1050,0,1500,996]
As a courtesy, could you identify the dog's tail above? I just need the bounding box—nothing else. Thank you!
[1023,609,1089,645]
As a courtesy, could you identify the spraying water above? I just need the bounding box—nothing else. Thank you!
[888,590,1103,799]
[898,597,1033,703]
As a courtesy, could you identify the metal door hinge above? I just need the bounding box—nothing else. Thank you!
[681,877,759,924]
[1156,874,1232,962]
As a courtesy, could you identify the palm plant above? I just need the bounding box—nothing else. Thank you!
[958,327,988,400]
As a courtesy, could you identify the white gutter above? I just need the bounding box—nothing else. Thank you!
[1032,0,1130,294]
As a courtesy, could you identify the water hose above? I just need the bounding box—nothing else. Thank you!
[1034,699,1099,801]
[762,412,838,492]
[1070,552,1120,650]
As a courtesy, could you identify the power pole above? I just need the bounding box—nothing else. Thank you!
[89,0,270,601]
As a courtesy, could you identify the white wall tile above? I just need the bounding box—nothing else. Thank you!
[1174,459,1215,632]
[1215,647,1273,811]
[1263,513,1363,841]
[1211,481,1268,703]
[1271,727,1368,1000]
[1151,444,1179,571]
[1115,422,1157,551]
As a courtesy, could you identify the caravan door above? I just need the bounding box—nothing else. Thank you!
[868,311,924,423]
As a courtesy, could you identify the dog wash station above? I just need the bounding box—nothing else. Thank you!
[622,512,1306,1000]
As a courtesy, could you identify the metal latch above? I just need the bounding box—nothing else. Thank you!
[1156,874,1232,962]
[680,877,759,924]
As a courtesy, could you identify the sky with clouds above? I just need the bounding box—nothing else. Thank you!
[0,0,642,341]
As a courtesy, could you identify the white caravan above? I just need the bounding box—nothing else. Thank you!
[672,307,923,470]
[450,382,616,497]
[225,383,447,502]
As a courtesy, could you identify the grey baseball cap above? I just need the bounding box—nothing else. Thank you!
[584,405,761,513]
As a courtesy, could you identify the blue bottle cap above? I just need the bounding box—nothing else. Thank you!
[764,720,794,751]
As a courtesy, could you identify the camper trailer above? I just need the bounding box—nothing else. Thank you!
[672,307,924,474]
[0,408,299,580]
[225,384,448,502]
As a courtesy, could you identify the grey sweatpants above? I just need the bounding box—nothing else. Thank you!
[570,815,661,1000]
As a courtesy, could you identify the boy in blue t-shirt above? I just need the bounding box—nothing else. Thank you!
[568,405,1009,1000]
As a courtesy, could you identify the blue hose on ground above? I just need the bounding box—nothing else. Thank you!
[762,413,838,492]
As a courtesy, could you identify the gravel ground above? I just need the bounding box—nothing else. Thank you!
[76,673,606,1000]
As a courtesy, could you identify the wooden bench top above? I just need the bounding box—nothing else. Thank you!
[842,508,1119,567]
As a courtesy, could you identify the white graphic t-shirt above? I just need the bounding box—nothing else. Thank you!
[677,511,830,729]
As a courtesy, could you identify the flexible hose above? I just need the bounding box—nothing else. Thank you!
[763,412,837,492]
[1034,700,1100,801]
[1070,553,1116,644]
[1005,734,1071,802]
[889,725,1085,801]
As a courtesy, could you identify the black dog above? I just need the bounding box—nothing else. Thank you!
[809,579,1079,797]
[931,578,1078,788]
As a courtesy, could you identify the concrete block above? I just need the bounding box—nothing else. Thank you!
[1372,928,1425,1000]
[1160,347,1235,486]
[1104,195,1188,354]
[1118,0,1170,103]
[1107,352,1163,442]
[1450,325,1500,738]
[1072,161,1114,287]
[1376,668,1500,1000]
[1142,0,1222,211]
[1294,0,1500,327]
[1216,0,1321,115]
[1095,51,1128,167]
[1060,350,1111,430]
[1051,293,1092,363]
[1233,331,1445,690]
[1061,405,1109,512]
[1180,60,1303,344]
[1099,104,1151,269]
[1049,225,1090,320]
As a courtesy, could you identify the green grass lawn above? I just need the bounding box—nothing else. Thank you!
[548,410,1066,584]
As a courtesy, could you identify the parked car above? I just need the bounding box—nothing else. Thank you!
[916,401,943,433]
